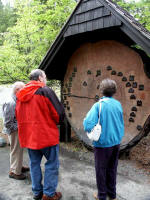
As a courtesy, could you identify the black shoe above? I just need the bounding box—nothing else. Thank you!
[9,172,26,180]
[21,166,30,173]
[33,192,43,200]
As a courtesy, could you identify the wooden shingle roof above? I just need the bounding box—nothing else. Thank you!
[39,0,150,80]
[64,0,122,37]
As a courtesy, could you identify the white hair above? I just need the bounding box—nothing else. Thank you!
[12,81,25,95]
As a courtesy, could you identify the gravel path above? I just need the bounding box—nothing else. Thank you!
[0,145,150,200]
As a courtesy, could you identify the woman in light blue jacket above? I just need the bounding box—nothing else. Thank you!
[83,79,124,200]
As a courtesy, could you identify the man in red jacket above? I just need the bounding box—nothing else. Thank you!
[16,69,64,200]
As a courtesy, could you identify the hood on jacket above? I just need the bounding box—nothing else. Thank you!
[16,81,45,102]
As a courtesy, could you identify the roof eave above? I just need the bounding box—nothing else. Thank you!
[100,0,150,55]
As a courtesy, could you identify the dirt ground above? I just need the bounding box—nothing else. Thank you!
[61,134,150,175]
[1,144,150,200]
[130,133,150,172]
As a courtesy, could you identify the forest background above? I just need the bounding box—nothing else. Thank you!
[0,0,149,85]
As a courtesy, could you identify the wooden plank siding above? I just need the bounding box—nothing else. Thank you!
[64,0,121,37]
[76,0,103,14]
[70,7,104,25]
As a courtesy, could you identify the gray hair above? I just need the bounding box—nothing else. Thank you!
[100,78,117,97]
[12,81,25,95]
[29,69,45,81]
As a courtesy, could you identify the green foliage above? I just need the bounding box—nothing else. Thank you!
[113,0,150,31]
[0,1,17,33]
[47,80,60,87]
[0,0,17,45]
[0,0,76,84]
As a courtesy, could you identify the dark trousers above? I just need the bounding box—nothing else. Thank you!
[94,145,120,200]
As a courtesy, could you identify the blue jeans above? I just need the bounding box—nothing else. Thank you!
[28,145,59,197]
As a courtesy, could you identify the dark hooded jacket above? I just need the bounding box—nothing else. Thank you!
[16,81,64,149]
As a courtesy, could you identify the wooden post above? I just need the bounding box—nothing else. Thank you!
[60,116,71,142]
[59,81,71,142]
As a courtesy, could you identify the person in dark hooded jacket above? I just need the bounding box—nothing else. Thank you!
[16,69,64,200]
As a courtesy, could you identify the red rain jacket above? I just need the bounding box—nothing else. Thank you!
[16,81,64,149]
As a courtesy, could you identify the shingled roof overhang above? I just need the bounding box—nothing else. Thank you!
[39,0,150,80]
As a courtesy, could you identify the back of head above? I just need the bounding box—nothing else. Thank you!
[12,81,25,95]
[100,78,117,97]
[29,69,45,81]
[29,69,47,85]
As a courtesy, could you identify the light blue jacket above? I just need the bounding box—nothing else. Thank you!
[83,97,124,147]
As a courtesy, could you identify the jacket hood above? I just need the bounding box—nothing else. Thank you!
[16,81,45,102]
